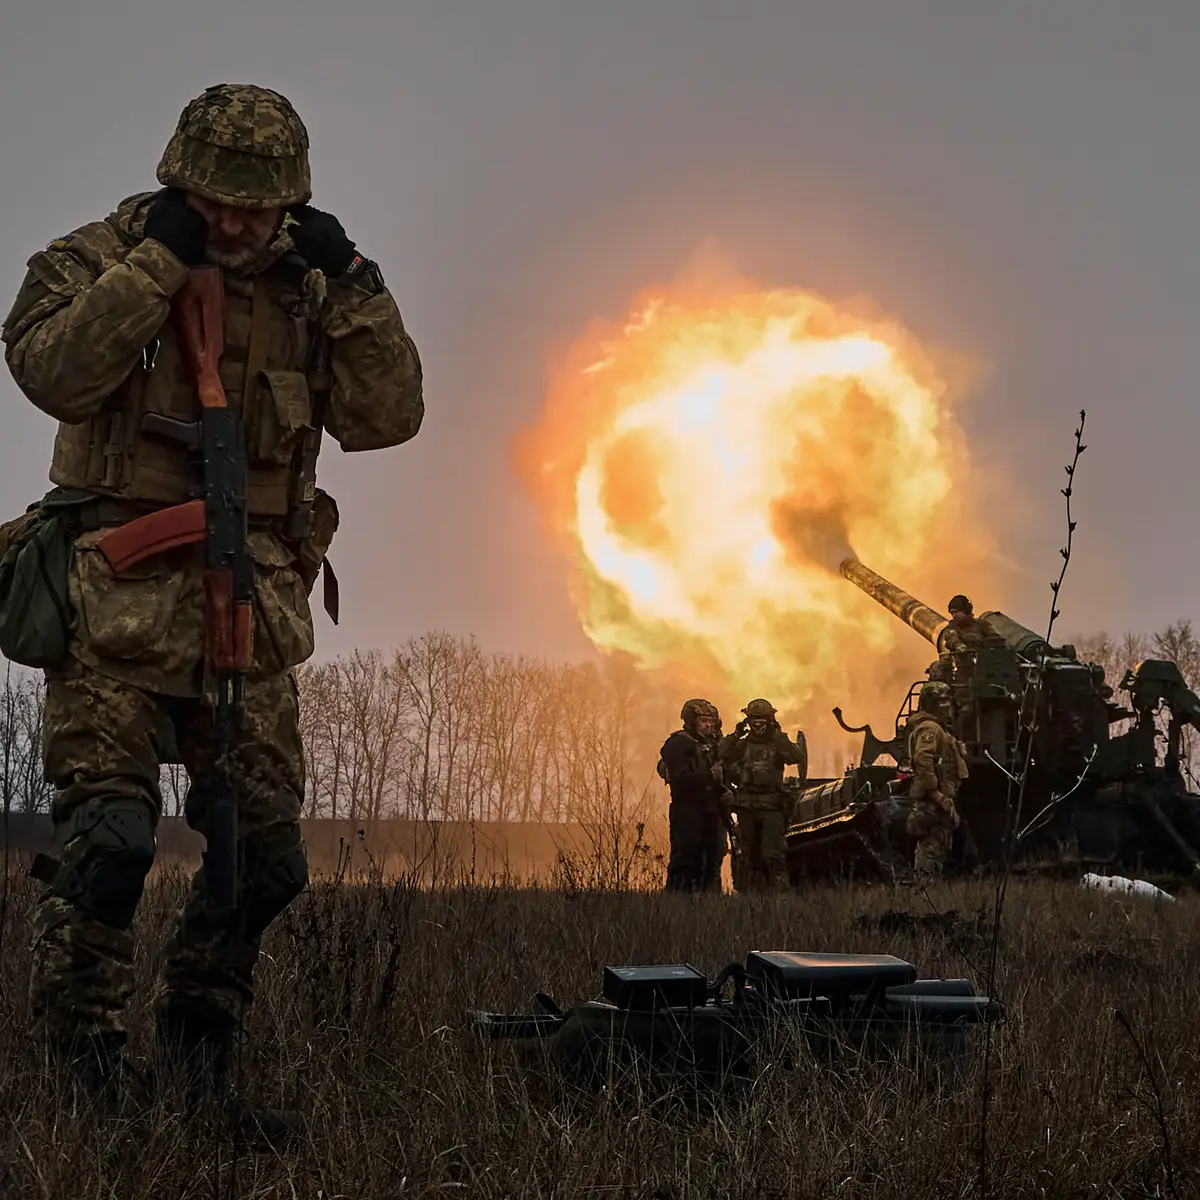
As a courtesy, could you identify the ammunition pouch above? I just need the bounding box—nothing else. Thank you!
[43,797,158,930]
[735,787,786,811]
[0,488,94,668]
[249,370,313,469]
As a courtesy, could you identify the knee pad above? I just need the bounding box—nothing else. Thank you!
[53,799,157,929]
[239,824,308,939]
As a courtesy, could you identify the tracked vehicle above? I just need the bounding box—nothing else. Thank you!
[783,559,1200,880]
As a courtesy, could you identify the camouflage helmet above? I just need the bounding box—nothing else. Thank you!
[742,698,777,719]
[680,698,717,724]
[947,594,973,615]
[156,84,311,210]
[918,681,952,712]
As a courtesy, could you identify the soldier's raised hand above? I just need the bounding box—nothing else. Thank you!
[286,205,358,277]
[144,188,209,266]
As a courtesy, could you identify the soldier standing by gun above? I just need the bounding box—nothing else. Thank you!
[942,595,999,652]
[904,682,969,878]
[659,699,727,892]
[720,699,806,890]
[1,84,423,1136]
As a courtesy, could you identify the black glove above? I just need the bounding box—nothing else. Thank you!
[143,188,208,266]
[287,205,359,277]
[735,720,748,737]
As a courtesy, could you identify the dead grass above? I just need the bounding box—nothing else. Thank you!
[1,861,1197,1199]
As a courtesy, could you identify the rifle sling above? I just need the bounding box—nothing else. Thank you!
[287,295,338,625]
[322,555,340,625]
[243,276,269,411]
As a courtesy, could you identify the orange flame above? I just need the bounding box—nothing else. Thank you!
[514,269,1001,765]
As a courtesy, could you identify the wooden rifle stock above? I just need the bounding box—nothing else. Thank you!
[173,265,226,412]
[170,266,252,918]
[172,267,253,673]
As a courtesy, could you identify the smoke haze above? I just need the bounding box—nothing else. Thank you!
[2,2,1198,674]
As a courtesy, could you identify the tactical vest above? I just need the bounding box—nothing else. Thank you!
[46,218,328,526]
[657,729,713,784]
[736,736,786,792]
[906,714,968,796]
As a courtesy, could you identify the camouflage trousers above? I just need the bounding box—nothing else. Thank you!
[731,804,789,890]
[905,798,955,876]
[29,658,308,1053]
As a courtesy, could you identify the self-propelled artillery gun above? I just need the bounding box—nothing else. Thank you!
[783,558,1200,880]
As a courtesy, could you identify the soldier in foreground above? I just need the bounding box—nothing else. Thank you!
[1,84,423,1135]
[942,594,999,653]
[720,699,806,890]
[904,682,969,877]
[659,699,727,891]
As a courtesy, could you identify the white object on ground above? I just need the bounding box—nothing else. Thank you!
[1080,873,1175,902]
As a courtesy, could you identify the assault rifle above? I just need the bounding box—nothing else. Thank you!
[95,266,251,918]
[712,769,740,859]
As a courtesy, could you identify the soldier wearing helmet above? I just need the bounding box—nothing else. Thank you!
[1,84,423,1129]
[904,681,969,877]
[719,699,807,890]
[659,699,728,892]
[942,595,999,654]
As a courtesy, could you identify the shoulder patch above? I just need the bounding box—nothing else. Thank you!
[914,727,939,747]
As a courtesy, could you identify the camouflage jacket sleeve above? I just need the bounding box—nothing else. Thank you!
[2,224,188,424]
[319,274,424,452]
[773,729,804,766]
[908,723,943,799]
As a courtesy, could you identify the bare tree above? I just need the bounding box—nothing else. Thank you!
[0,666,52,813]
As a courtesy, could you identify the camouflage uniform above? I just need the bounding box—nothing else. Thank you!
[905,685,968,877]
[1,85,423,1078]
[659,700,726,892]
[719,699,805,889]
[942,595,999,654]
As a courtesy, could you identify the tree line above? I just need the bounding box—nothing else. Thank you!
[0,637,680,823]
[4,620,1200,817]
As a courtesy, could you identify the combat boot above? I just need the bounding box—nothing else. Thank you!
[44,1029,152,1116]
[154,1008,305,1152]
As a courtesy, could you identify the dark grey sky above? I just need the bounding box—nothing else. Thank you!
[3,1,1197,662]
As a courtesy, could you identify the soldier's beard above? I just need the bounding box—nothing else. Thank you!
[206,242,265,270]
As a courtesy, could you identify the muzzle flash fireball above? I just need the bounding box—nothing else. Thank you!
[514,276,995,736]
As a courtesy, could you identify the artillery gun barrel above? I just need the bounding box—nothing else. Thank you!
[839,558,950,649]
[839,557,1051,659]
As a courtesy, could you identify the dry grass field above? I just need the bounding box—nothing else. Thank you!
[0,859,1197,1199]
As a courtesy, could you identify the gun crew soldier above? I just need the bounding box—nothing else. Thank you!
[0,83,423,1136]
[904,682,969,877]
[659,698,728,891]
[719,699,806,890]
[942,594,999,653]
